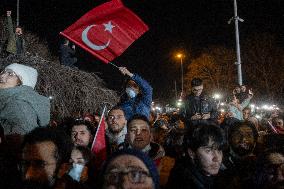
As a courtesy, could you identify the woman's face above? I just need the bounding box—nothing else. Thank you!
[103,155,154,189]
[70,149,86,165]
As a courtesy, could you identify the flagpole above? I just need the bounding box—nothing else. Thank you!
[91,105,107,149]
[109,62,119,68]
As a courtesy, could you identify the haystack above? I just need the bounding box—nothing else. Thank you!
[0,54,118,118]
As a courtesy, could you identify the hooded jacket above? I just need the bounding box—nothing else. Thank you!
[0,85,50,135]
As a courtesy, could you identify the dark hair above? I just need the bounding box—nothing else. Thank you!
[253,148,284,188]
[22,127,73,164]
[108,106,125,116]
[69,119,95,136]
[228,121,258,144]
[72,146,92,163]
[184,124,225,152]
[191,78,203,87]
[243,107,251,113]
[127,114,151,128]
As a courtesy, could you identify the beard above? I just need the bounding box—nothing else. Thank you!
[109,124,124,134]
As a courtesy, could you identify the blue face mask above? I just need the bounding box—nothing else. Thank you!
[126,87,137,98]
[68,163,84,182]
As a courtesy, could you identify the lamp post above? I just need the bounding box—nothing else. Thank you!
[176,53,184,95]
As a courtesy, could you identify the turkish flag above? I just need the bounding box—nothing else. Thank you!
[60,0,149,63]
[91,107,107,167]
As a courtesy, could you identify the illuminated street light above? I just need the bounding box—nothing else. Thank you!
[176,53,184,95]
[213,93,222,99]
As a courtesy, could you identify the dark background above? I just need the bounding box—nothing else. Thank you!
[2,0,284,103]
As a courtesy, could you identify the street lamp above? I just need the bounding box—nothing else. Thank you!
[176,53,184,95]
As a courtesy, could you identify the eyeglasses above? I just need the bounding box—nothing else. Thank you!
[104,169,150,185]
[108,115,124,120]
[0,69,17,77]
[19,160,57,169]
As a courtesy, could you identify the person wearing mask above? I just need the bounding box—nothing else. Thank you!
[117,67,153,120]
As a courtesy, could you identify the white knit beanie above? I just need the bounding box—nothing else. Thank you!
[5,63,38,89]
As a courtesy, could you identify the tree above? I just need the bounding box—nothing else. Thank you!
[184,46,236,96]
[242,33,284,103]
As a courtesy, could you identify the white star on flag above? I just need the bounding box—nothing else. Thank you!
[103,21,115,33]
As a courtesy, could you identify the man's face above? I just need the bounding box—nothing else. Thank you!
[235,87,241,93]
[107,109,127,134]
[191,139,223,176]
[241,85,246,92]
[192,85,203,97]
[275,118,284,130]
[0,69,21,89]
[71,125,92,147]
[103,155,154,189]
[230,126,255,156]
[243,109,251,120]
[21,141,58,189]
[15,27,23,35]
[127,119,151,150]
[266,153,284,188]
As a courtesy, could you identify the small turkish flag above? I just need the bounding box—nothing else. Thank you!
[91,106,107,167]
[60,0,149,63]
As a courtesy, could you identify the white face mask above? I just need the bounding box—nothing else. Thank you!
[126,87,137,98]
[68,163,84,182]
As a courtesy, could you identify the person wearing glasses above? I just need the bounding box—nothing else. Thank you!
[99,149,160,189]
[19,127,72,189]
[106,106,127,154]
[181,78,218,129]
[0,63,50,136]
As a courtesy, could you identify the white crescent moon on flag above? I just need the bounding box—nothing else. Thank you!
[81,25,111,51]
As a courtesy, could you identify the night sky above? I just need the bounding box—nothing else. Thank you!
[2,0,284,103]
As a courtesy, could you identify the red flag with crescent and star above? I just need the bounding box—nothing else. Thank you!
[60,0,149,63]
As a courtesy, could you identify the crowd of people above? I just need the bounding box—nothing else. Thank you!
[0,9,283,189]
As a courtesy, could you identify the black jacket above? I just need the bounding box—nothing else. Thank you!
[166,156,219,189]
[182,93,218,129]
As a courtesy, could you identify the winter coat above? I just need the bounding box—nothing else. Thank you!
[0,85,50,135]
[119,74,152,120]
[167,156,218,189]
[182,93,218,128]
[6,16,25,54]
[228,98,250,120]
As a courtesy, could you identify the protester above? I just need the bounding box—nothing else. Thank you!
[166,124,225,189]
[6,11,25,55]
[227,92,253,120]
[106,106,127,154]
[182,78,218,129]
[59,39,77,68]
[99,149,160,189]
[56,146,93,189]
[0,63,50,136]
[222,121,258,188]
[69,119,95,148]
[272,116,284,134]
[19,127,73,189]
[253,148,284,189]
[118,67,153,120]
[120,114,165,166]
